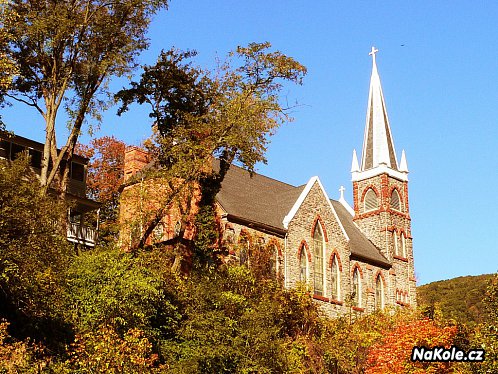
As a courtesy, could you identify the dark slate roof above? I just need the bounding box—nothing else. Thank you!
[330,200,391,268]
[216,164,304,231]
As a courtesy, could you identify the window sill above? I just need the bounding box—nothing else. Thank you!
[396,301,410,307]
[330,299,343,306]
[393,255,408,262]
[352,306,364,312]
[313,294,329,302]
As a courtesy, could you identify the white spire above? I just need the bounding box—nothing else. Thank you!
[399,149,409,173]
[360,47,399,171]
[351,149,360,173]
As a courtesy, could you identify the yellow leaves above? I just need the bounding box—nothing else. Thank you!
[67,325,160,373]
[0,322,47,373]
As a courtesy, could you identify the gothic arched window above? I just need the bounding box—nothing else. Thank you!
[401,233,407,258]
[391,189,401,211]
[352,267,361,307]
[299,247,307,283]
[393,231,399,256]
[313,223,325,296]
[364,188,378,212]
[375,274,384,309]
[331,255,340,300]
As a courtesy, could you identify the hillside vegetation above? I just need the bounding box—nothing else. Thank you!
[417,274,496,326]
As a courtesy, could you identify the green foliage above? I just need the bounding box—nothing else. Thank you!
[417,274,495,326]
[192,204,220,267]
[0,157,72,346]
[466,274,498,374]
[66,245,181,338]
[159,264,323,373]
[116,43,306,251]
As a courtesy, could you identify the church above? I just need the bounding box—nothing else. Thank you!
[120,48,416,317]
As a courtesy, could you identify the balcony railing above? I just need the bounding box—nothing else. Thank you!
[67,222,97,247]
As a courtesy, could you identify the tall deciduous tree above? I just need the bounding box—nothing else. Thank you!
[116,43,306,251]
[1,0,167,195]
[0,0,15,91]
[77,136,125,241]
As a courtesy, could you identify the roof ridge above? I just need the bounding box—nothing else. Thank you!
[228,162,299,189]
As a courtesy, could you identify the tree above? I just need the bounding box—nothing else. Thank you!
[0,321,47,374]
[159,263,324,373]
[0,0,15,93]
[1,0,167,195]
[60,325,163,373]
[0,0,17,129]
[366,317,458,374]
[116,43,306,254]
[76,136,126,242]
[66,245,180,337]
[0,156,72,348]
[469,273,498,373]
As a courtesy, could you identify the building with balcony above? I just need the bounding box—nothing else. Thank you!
[0,132,100,247]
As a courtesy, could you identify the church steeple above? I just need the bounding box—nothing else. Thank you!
[350,47,416,309]
[360,47,399,172]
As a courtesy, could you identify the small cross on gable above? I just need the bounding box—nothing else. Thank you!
[339,186,346,199]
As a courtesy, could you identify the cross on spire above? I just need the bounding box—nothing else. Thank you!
[369,46,379,65]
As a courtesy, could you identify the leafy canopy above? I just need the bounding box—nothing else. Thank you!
[116,43,306,250]
[2,0,167,191]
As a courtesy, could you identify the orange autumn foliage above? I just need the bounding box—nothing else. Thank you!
[366,318,458,374]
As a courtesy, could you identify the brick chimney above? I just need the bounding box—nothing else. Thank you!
[124,146,149,182]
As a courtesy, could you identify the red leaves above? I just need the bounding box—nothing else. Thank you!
[366,318,458,374]
[77,136,126,204]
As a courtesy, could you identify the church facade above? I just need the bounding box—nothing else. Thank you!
[120,48,416,317]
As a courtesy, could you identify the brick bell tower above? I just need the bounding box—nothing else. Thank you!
[351,47,416,305]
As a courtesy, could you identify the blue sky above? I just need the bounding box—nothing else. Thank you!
[3,1,498,285]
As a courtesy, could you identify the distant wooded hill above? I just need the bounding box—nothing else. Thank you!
[417,274,496,326]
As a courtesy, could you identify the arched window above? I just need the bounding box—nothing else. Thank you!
[299,247,307,283]
[393,231,399,256]
[313,223,325,296]
[364,189,378,212]
[331,255,340,300]
[401,233,407,258]
[391,189,401,211]
[375,275,384,309]
[352,268,361,307]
